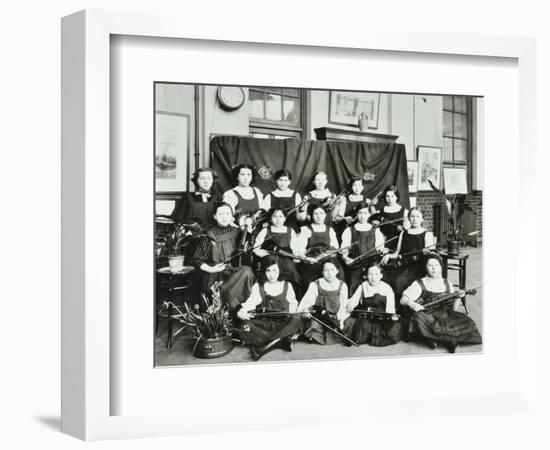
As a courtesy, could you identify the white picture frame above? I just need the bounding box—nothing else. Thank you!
[443,166,468,194]
[417,145,442,191]
[61,9,538,441]
[407,160,419,193]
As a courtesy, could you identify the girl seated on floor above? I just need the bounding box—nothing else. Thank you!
[342,263,401,347]
[237,256,305,361]
[296,258,349,345]
[400,255,482,353]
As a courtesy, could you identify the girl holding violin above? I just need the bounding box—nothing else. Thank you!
[253,207,303,298]
[381,207,436,299]
[333,176,374,241]
[192,202,256,312]
[263,169,303,231]
[222,164,266,226]
[342,263,401,347]
[370,185,409,251]
[340,203,386,293]
[297,171,338,225]
[171,167,221,228]
[296,258,349,345]
[296,204,340,288]
[400,255,482,353]
[237,256,305,361]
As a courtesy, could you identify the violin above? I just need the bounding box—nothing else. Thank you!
[420,287,478,313]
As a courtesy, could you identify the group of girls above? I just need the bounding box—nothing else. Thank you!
[170,164,482,360]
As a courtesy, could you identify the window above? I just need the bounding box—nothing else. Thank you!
[248,87,307,139]
[442,96,471,169]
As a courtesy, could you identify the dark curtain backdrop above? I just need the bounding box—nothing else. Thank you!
[210,136,409,208]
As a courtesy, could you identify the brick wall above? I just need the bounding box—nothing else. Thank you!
[412,190,483,242]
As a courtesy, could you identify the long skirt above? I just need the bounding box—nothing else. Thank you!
[406,308,482,346]
[303,318,344,345]
[201,266,256,311]
[239,317,305,347]
[343,317,402,347]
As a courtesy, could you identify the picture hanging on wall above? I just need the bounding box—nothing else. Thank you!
[417,145,442,191]
[407,160,419,193]
[328,91,380,129]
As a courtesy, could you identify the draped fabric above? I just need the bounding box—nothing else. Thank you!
[210,136,409,208]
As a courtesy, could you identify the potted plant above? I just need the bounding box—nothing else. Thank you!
[428,180,476,256]
[179,282,234,358]
[156,218,202,272]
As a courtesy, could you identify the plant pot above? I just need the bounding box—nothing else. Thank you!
[168,255,185,272]
[447,239,461,256]
[193,335,234,359]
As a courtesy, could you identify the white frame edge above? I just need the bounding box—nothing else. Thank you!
[61,9,538,441]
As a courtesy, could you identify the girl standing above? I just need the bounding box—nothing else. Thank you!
[263,169,303,231]
[370,185,409,251]
[333,176,373,241]
[297,171,337,225]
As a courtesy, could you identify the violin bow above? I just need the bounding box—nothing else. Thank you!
[347,235,399,267]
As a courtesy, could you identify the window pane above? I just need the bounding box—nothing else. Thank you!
[443,96,453,111]
[443,137,453,162]
[283,96,300,124]
[265,93,282,120]
[443,111,453,136]
[283,88,299,97]
[454,139,467,162]
[454,113,468,138]
[249,90,265,118]
[454,96,467,113]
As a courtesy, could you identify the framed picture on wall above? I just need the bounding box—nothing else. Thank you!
[417,145,442,191]
[155,112,190,192]
[407,160,419,193]
[328,91,380,129]
[443,166,468,194]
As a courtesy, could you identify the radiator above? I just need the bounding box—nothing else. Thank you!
[433,202,478,247]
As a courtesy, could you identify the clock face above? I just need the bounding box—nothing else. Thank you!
[218,86,245,111]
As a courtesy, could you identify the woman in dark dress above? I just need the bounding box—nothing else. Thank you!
[382,207,436,300]
[333,176,373,242]
[253,207,303,298]
[343,263,401,347]
[297,258,348,345]
[370,185,409,252]
[297,171,337,226]
[296,205,340,289]
[222,164,265,224]
[340,203,386,294]
[400,255,482,353]
[171,167,221,228]
[237,256,305,360]
[264,169,303,232]
[192,202,255,313]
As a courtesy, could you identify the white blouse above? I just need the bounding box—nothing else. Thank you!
[297,278,349,322]
[253,226,299,256]
[239,281,298,314]
[394,227,436,254]
[346,281,396,316]
[222,186,266,213]
[401,276,456,308]
[340,223,385,257]
[263,189,302,211]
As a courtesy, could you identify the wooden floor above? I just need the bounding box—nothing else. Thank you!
[155,245,483,367]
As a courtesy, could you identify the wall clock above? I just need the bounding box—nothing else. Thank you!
[217,86,245,111]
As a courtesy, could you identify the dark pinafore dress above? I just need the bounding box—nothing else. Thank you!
[270,190,299,231]
[345,226,377,293]
[306,191,335,226]
[375,206,405,251]
[383,230,427,302]
[233,188,262,265]
[299,224,335,288]
[204,226,255,310]
[239,282,305,347]
[304,280,344,345]
[343,288,402,347]
[406,278,482,347]
[334,195,366,243]
[260,226,302,297]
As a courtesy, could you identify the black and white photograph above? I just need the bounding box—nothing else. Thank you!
[154,84,483,366]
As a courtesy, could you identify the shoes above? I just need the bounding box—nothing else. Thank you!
[251,337,287,361]
[426,339,437,350]
[447,341,458,353]
[281,336,293,352]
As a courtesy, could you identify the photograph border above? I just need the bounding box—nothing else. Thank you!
[61,9,538,441]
